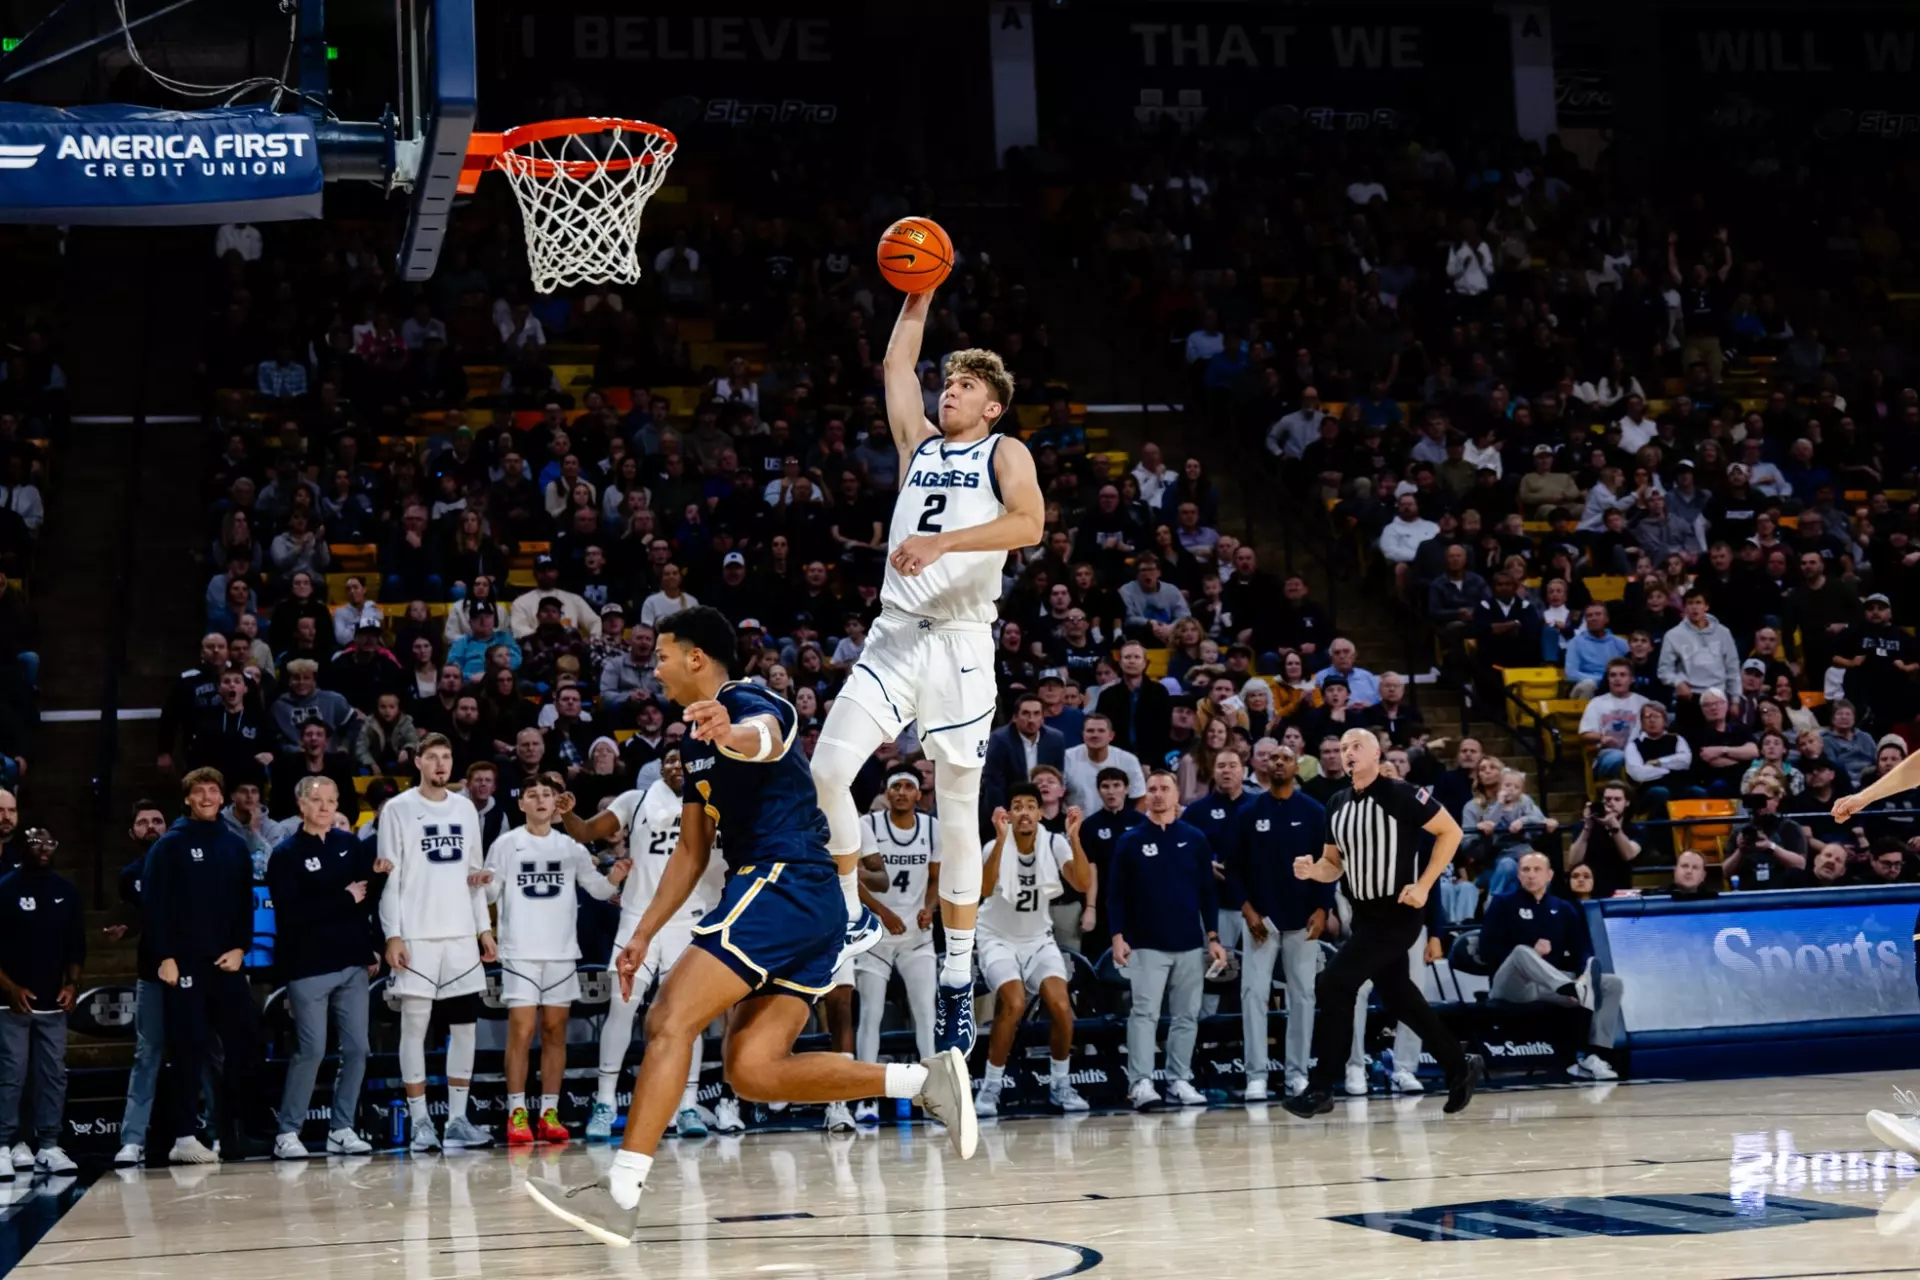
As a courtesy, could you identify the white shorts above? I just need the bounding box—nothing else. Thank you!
[611,918,696,1003]
[836,608,996,767]
[499,959,581,1008]
[389,936,486,1001]
[855,927,937,984]
[977,933,1069,995]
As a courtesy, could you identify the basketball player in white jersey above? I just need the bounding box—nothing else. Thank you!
[378,733,497,1151]
[811,288,1045,1057]
[558,746,732,1141]
[850,765,942,1124]
[480,773,626,1145]
[975,784,1092,1116]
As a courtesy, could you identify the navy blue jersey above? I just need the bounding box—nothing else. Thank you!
[681,681,833,874]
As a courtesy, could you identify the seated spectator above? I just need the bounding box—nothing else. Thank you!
[1659,588,1742,710]
[1624,702,1699,815]
[381,503,444,602]
[1564,605,1628,698]
[1461,768,1553,898]
[508,556,600,638]
[1660,849,1719,899]
[521,598,590,692]
[1471,572,1543,700]
[1863,839,1908,885]
[1580,659,1649,779]
[1566,780,1645,899]
[1378,493,1437,590]
[1821,699,1877,787]
[1478,852,1622,1080]
[324,622,406,713]
[1738,730,1801,796]
[331,577,382,648]
[1783,841,1852,889]
[354,692,420,776]
[1692,689,1757,797]
[270,659,358,753]
[448,605,520,681]
[1360,671,1426,748]
[1311,638,1379,708]
[1119,555,1191,646]
[1720,776,1808,890]
[267,723,361,822]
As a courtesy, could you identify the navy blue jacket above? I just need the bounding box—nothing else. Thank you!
[267,826,380,981]
[1479,888,1591,974]
[1108,817,1218,953]
[0,866,84,1011]
[142,817,254,968]
[1224,788,1335,930]
[1183,787,1256,873]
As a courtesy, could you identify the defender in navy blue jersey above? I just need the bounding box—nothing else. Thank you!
[529,607,977,1250]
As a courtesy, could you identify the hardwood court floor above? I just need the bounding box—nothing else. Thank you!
[11,1071,1920,1279]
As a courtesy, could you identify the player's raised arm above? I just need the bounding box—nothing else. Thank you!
[883,291,939,460]
[556,789,625,845]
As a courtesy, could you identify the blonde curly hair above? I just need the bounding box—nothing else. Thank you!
[943,347,1014,411]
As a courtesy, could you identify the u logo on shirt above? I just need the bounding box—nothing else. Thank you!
[1142,843,1159,857]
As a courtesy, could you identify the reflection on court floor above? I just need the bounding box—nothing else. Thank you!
[9,1072,1920,1279]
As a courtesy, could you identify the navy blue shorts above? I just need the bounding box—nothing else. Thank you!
[691,859,843,1002]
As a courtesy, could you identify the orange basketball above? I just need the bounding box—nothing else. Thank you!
[876,216,954,294]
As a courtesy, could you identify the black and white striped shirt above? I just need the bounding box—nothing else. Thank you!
[1324,776,1442,902]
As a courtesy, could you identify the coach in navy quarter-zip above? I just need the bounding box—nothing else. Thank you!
[1108,770,1229,1109]
[1223,746,1332,1101]
[1180,749,1256,1010]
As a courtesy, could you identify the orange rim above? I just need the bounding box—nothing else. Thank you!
[458,117,677,192]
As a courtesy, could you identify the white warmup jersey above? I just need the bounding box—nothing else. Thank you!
[376,789,489,942]
[484,827,617,961]
[607,781,725,929]
[884,433,1009,623]
[860,810,939,916]
[978,832,1073,943]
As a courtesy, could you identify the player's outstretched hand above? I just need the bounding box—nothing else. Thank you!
[991,807,1010,840]
[616,933,651,1001]
[889,534,945,577]
[683,699,733,742]
[1064,806,1083,837]
[1832,793,1870,825]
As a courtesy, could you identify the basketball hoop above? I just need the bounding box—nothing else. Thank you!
[460,117,677,294]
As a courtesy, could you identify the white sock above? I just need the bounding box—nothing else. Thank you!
[984,1061,1005,1088]
[1051,1057,1071,1085]
[608,1149,652,1211]
[884,1062,929,1099]
[680,1032,704,1110]
[596,1071,619,1107]
[540,1094,558,1115]
[941,929,974,987]
[408,1094,430,1125]
[840,870,861,919]
[508,1092,526,1115]
[448,1085,470,1121]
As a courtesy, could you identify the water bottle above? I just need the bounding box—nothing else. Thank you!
[896,1097,912,1121]
[390,1099,408,1149]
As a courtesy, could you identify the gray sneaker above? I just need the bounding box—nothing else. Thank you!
[409,1122,442,1153]
[916,1048,978,1159]
[442,1115,493,1149]
[525,1176,640,1249]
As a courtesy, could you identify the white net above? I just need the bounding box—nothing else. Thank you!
[495,122,677,294]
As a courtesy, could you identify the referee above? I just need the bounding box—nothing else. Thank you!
[1282,729,1483,1117]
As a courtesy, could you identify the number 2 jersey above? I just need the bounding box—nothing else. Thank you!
[606,778,726,930]
[483,826,617,961]
[376,788,489,943]
[679,681,834,874]
[978,831,1074,942]
[859,810,940,918]
[883,432,1009,623]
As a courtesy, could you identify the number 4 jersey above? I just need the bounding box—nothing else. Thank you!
[859,810,940,918]
[607,779,725,931]
[483,826,617,961]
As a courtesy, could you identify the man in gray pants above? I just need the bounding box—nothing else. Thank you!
[1108,771,1229,1109]
[0,828,85,1179]
[264,777,379,1158]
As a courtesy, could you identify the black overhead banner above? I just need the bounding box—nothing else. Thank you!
[1030,4,1513,142]
[1661,10,1920,145]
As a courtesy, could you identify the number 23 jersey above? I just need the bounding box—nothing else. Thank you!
[607,779,725,928]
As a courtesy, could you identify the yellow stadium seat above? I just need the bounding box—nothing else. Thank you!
[1587,576,1627,603]
[507,569,534,589]
[1799,690,1826,710]
[614,729,636,743]
[1666,798,1738,858]
[1143,648,1171,681]
[1497,665,1563,705]
[329,543,379,572]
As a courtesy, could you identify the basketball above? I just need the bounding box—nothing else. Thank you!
[876,216,954,294]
